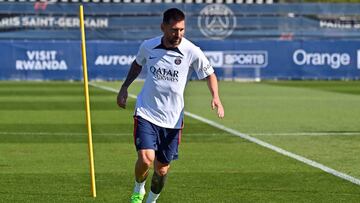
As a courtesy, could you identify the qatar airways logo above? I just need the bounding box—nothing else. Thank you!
[293,49,351,69]
[150,66,179,82]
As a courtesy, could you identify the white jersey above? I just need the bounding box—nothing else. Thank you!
[134,36,214,129]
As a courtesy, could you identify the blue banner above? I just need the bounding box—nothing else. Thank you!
[0,41,81,80]
[198,40,360,79]
[1,40,360,80]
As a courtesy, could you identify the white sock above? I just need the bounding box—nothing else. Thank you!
[145,191,160,203]
[133,180,146,195]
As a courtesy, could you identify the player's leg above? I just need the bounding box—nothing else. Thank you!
[146,160,170,203]
[145,128,181,203]
[135,149,155,183]
[131,116,158,203]
[132,149,155,200]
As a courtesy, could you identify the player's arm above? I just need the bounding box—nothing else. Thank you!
[117,60,142,109]
[206,73,224,118]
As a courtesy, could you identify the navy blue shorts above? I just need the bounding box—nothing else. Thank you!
[133,116,182,164]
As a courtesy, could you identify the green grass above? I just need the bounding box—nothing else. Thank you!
[1,81,360,202]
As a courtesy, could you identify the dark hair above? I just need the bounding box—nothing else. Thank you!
[163,8,185,24]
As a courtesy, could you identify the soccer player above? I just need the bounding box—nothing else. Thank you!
[117,8,224,203]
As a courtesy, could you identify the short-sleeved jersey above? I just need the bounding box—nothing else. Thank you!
[134,36,214,129]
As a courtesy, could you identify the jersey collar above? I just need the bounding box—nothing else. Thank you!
[154,37,184,56]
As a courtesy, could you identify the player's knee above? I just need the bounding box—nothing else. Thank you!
[139,153,154,167]
[141,157,154,168]
[140,159,152,168]
[156,165,170,176]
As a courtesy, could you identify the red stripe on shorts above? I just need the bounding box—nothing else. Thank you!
[133,116,138,145]
[178,120,184,144]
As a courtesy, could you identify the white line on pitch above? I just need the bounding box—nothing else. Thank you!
[251,132,360,136]
[89,82,360,186]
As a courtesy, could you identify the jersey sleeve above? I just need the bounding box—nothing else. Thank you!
[191,47,214,80]
[135,41,147,66]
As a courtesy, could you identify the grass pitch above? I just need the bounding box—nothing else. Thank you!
[0,80,360,202]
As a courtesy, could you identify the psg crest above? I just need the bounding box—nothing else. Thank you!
[198,4,236,40]
[174,57,182,65]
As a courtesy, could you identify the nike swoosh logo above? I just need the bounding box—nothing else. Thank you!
[149,56,157,59]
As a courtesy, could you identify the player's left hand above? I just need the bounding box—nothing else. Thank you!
[211,97,224,118]
[117,86,128,109]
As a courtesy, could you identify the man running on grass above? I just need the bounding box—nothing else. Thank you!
[117,8,224,203]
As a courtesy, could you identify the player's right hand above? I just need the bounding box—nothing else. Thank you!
[117,86,128,109]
